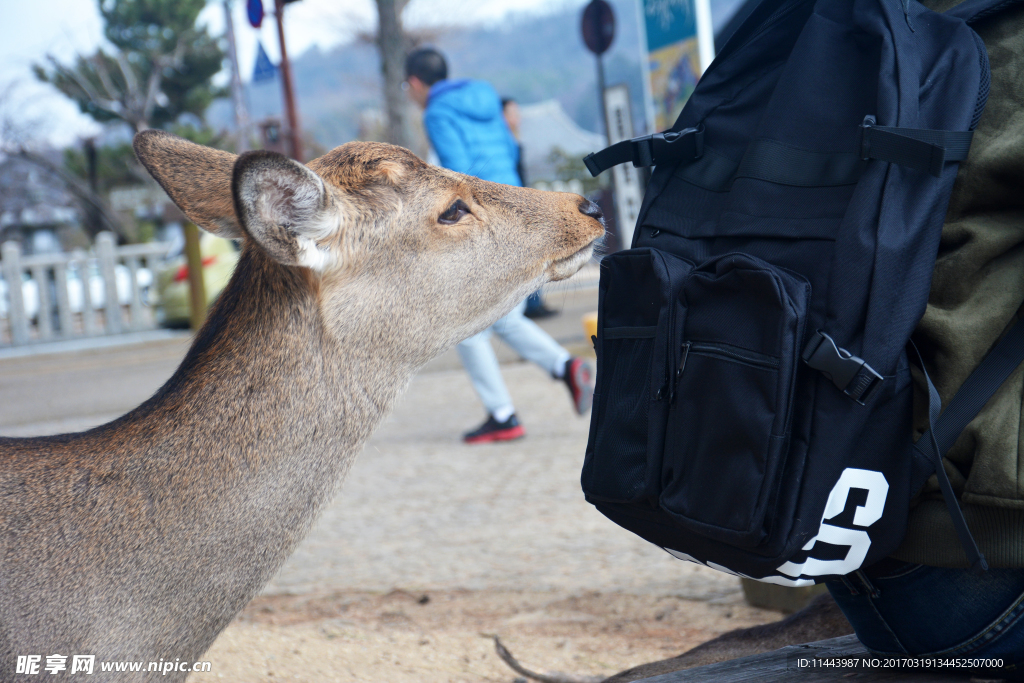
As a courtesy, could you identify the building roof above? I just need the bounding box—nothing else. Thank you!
[518,100,605,184]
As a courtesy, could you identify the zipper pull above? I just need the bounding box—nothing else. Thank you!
[902,0,915,31]
[670,342,691,403]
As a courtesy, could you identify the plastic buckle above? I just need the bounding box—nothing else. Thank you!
[859,115,877,161]
[802,331,883,405]
[927,144,947,178]
[630,126,704,169]
[630,135,656,168]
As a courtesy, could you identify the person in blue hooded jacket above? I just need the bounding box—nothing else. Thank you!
[405,47,594,443]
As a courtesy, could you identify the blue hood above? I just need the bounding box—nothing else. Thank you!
[423,79,521,186]
[428,79,503,121]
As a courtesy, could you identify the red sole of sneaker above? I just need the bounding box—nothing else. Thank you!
[570,364,595,415]
[463,426,526,444]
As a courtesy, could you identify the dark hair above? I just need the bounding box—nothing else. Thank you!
[500,97,516,109]
[405,47,448,86]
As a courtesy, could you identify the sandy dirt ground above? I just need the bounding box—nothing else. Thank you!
[0,286,784,682]
[204,589,777,682]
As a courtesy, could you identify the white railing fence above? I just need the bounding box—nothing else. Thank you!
[1,232,174,347]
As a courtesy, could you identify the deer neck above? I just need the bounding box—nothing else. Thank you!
[33,246,425,660]
[124,246,415,549]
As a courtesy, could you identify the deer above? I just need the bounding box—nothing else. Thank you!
[0,130,604,682]
[493,592,854,683]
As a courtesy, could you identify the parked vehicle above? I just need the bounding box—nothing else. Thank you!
[153,234,240,327]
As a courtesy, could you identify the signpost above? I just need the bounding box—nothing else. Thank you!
[225,0,251,153]
[603,85,643,250]
[581,0,615,144]
[581,1,644,252]
[581,0,615,55]
[274,0,304,162]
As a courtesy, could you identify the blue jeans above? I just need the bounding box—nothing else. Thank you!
[456,300,569,416]
[826,560,1024,676]
[525,290,545,313]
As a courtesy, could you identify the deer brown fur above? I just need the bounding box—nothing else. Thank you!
[494,593,853,683]
[0,130,604,681]
[600,593,853,682]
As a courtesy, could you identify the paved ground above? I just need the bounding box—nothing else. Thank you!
[0,282,739,602]
[0,279,775,681]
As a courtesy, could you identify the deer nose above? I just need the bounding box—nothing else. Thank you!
[578,199,603,221]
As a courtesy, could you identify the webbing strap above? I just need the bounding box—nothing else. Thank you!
[915,317,1024,471]
[673,141,866,191]
[583,118,972,181]
[583,127,703,177]
[736,140,866,187]
[944,0,1024,24]
[910,342,988,574]
[860,117,974,177]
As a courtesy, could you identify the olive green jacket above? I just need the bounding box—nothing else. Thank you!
[893,0,1024,567]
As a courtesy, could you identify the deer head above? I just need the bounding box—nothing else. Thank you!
[134,131,604,365]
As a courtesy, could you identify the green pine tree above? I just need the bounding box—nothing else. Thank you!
[34,0,226,132]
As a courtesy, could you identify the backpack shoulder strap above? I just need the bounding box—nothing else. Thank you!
[918,317,1024,468]
[944,0,1024,24]
[911,315,1024,572]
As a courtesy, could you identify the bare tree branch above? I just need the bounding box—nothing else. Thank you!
[44,31,194,135]
[47,55,122,117]
[113,52,141,104]
[11,149,128,240]
[113,51,155,131]
[0,82,47,149]
[138,36,188,132]
[89,54,126,110]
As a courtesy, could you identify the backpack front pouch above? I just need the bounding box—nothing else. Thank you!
[585,249,810,553]
[584,248,692,505]
[661,253,809,549]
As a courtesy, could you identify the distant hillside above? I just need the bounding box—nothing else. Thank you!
[212,0,744,149]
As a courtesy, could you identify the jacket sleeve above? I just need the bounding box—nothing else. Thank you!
[423,110,473,175]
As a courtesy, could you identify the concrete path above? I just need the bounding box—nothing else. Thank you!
[0,282,742,605]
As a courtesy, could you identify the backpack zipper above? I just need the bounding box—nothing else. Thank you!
[685,341,780,371]
[669,342,692,403]
[674,341,792,434]
[658,251,688,402]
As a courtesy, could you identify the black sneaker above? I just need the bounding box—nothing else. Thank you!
[462,414,526,444]
[524,305,559,319]
[562,357,594,415]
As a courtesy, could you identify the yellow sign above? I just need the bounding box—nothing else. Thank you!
[641,0,713,132]
[648,38,701,131]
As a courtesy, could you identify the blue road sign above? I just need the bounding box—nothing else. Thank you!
[247,0,264,28]
[252,41,278,83]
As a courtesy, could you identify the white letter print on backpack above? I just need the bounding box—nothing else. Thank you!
[665,468,889,586]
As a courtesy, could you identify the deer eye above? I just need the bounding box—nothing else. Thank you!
[439,199,469,225]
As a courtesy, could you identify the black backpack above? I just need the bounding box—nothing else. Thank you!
[582,0,1024,585]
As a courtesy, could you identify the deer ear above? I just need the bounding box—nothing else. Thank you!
[132,130,244,239]
[231,150,339,270]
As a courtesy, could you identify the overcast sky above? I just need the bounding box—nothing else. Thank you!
[0,0,588,147]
